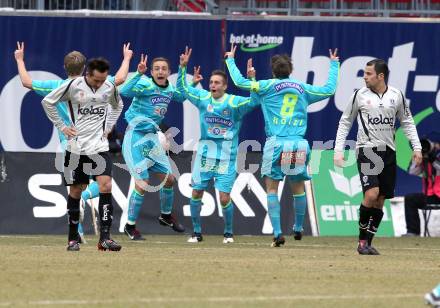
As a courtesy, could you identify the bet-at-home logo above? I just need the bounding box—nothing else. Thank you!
[229,34,283,52]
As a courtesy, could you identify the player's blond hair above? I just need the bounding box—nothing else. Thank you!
[64,51,86,76]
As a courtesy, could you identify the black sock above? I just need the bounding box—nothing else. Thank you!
[161,213,171,219]
[67,195,80,241]
[359,204,372,241]
[98,193,113,241]
[367,208,384,246]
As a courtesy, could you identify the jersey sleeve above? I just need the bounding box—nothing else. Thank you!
[225,58,275,96]
[176,66,211,107]
[396,91,422,151]
[302,60,340,104]
[230,95,260,118]
[334,90,359,152]
[32,79,64,97]
[41,80,74,131]
[119,72,154,98]
[105,84,124,134]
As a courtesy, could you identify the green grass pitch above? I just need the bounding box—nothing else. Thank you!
[0,235,439,307]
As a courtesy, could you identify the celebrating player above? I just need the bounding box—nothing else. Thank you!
[119,54,193,240]
[177,47,259,243]
[225,44,339,247]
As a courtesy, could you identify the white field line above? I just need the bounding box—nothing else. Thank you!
[0,293,424,306]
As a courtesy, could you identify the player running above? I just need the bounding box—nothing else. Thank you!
[42,58,124,251]
[177,47,259,243]
[225,44,339,247]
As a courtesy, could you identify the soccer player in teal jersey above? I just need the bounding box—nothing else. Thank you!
[225,44,339,247]
[120,54,190,240]
[14,42,133,242]
[177,47,259,243]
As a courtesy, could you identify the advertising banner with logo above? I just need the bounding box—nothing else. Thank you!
[226,19,440,197]
[310,150,394,236]
[0,152,310,236]
[0,16,223,153]
[0,16,439,235]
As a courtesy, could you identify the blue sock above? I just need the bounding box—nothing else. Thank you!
[267,193,282,237]
[81,181,100,201]
[160,187,174,215]
[293,193,307,232]
[127,189,144,225]
[190,198,202,234]
[222,201,234,235]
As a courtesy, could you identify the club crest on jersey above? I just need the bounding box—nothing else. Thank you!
[208,126,227,136]
[102,94,109,101]
[207,104,214,113]
[222,109,231,117]
[154,107,167,116]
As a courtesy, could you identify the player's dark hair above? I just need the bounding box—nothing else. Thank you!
[64,51,86,76]
[151,57,171,70]
[366,59,389,82]
[211,70,228,85]
[86,57,110,75]
[271,54,293,79]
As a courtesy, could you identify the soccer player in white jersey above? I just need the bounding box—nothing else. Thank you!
[42,58,124,252]
[334,59,422,255]
[14,42,132,242]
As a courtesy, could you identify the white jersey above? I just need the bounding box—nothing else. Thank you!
[334,85,421,152]
[42,77,123,154]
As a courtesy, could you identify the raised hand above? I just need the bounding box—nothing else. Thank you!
[123,42,133,60]
[14,41,24,61]
[193,66,203,84]
[247,58,256,79]
[225,43,237,59]
[329,48,339,61]
[179,46,192,67]
[137,53,147,74]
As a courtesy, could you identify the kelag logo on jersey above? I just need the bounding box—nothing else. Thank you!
[229,34,283,52]
[78,106,105,116]
[367,114,395,126]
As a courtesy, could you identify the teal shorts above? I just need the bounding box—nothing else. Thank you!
[261,137,311,182]
[191,155,236,193]
[122,129,171,180]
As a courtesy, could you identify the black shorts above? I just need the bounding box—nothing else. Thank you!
[63,151,113,186]
[356,146,396,199]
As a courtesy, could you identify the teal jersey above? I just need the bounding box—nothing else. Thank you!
[32,76,116,143]
[226,58,339,138]
[120,72,186,133]
[177,66,259,160]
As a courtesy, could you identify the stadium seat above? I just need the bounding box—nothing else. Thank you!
[422,204,440,237]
